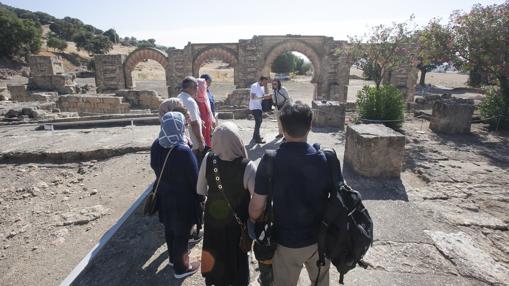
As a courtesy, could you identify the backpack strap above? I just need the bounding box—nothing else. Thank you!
[316,148,344,270]
[263,150,276,219]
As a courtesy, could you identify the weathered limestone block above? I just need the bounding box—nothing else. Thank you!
[30,92,58,102]
[0,87,9,101]
[57,95,130,114]
[95,54,126,92]
[28,74,77,94]
[430,99,475,134]
[224,88,250,107]
[29,55,64,76]
[115,89,163,110]
[7,85,29,101]
[344,124,405,178]
[312,100,345,130]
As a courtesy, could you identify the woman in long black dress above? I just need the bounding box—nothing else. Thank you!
[197,122,257,286]
[150,111,201,279]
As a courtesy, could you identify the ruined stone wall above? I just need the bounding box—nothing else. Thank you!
[383,65,418,102]
[167,47,193,98]
[57,95,130,114]
[114,89,163,110]
[28,55,76,94]
[95,55,127,92]
[29,55,64,76]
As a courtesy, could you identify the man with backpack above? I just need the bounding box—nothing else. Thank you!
[249,101,334,286]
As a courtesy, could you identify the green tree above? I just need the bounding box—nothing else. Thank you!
[0,7,41,59]
[415,19,454,86]
[272,52,297,74]
[451,3,509,127]
[73,31,112,54]
[349,20,415,88]
[137,38,156,48]
[103,28,119,44]
[47,33,67,52]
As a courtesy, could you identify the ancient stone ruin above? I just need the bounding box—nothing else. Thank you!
[94,35,417,128]
[430,98,475,134]
[344,124,406,177]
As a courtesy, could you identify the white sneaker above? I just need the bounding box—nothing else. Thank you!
[173,261,200,279]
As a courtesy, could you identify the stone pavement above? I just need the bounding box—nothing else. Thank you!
[1,117,507,285]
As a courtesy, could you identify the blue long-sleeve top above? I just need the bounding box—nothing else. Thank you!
[150,140,199,233]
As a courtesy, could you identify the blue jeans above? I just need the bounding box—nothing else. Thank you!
[252,109,263,141]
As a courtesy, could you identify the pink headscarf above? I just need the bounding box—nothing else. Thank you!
[196,78,214,123]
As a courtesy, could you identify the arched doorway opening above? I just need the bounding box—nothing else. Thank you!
[131,59,168,97]
[262,40,321,105]
[264,52,318,106]
[193,47,238,103]
[124,48,170,98]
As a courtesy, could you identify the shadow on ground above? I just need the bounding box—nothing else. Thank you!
[72,205,197,286]
[343,165,408,201]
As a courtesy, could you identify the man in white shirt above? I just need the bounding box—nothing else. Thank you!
[249,76,270,144]
[177,76,205,152]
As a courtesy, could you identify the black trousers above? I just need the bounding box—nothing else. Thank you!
[252,109,263,141]
[164,226,191,274]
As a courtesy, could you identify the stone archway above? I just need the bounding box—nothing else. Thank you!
[123,47,170,89]
[261,40,322,83]
[192,46,239,85]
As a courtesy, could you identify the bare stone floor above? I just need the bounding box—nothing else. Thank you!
[0,116,508,285]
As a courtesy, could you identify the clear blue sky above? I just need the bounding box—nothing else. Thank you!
[2,0,505,48]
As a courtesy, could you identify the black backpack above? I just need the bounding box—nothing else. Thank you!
[316,149,374,285]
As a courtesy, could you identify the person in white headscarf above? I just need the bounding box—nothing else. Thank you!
[150,111,201,279]
[196,122,256,286]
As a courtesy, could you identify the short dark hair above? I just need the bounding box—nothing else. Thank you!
[200,74,212,81]
[279,101,313,137]
[259,76,269,81]
[182,76,197,89]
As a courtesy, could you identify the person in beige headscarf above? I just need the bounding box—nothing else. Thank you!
[197,122,256,286]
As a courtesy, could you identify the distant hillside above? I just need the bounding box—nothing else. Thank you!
[0,2,169,72]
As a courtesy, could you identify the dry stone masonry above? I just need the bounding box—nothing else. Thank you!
[57,95,130,114]
[344,124,405,177]
[94,54,127,93]
[429,99,475,134]
[311,100,345,130]
[114,89,163,110]
[27,55,77,94]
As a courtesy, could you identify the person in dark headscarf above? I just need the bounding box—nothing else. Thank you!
[150,111,202,279]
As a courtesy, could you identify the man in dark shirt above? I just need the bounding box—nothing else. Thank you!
[249,102,332,286]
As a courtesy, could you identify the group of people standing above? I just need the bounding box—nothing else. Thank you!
[151,75,334,286]
[249,76,290,143]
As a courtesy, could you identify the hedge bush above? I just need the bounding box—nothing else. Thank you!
[356,85,405,129]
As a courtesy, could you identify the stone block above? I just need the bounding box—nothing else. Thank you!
[0,87,9,101]
[95,54,126,92]
[115,89,163,109]
[430,99,475,134]
[344,124,405,178]
[217,112,234,120]
[29,55,64,76]
[57,95,130,114]
[7,85,29,101]
[311,100,345,130]
[225,88,250,107]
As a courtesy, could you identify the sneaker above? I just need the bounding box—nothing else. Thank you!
[174,261,200,279]
[188,231,203,243]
